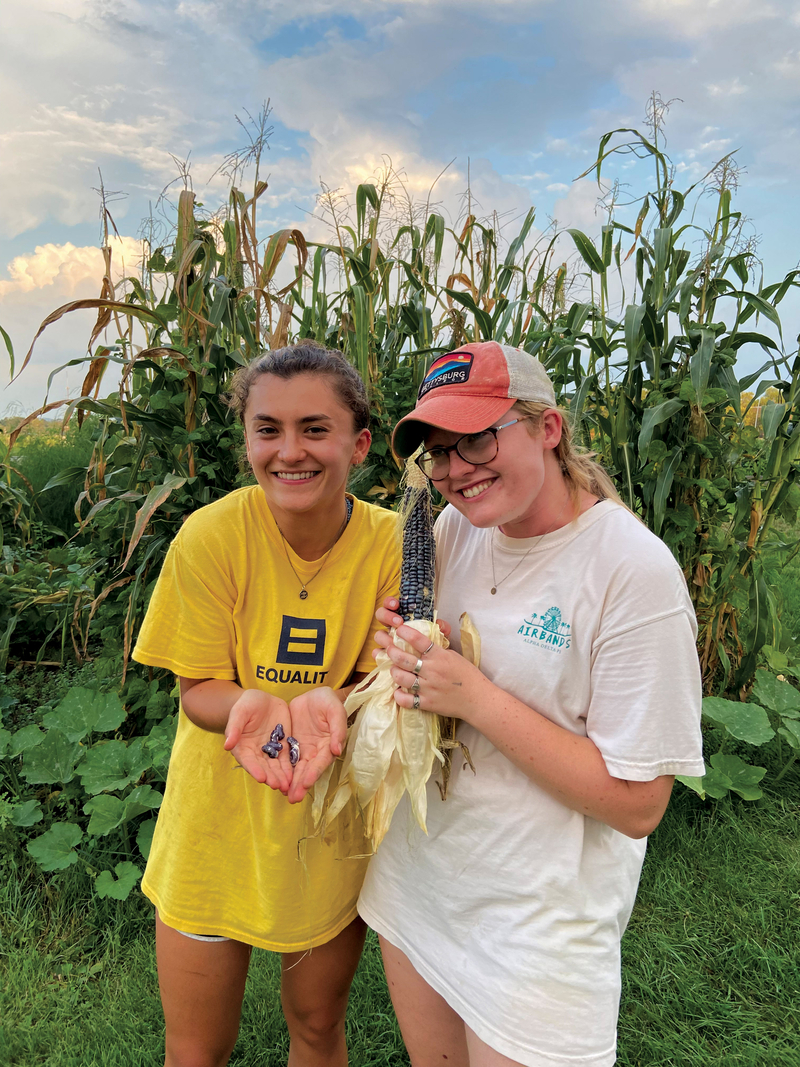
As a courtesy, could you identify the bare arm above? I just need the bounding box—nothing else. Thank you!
[374,602,673,839]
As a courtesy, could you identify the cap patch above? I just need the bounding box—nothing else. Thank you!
[419,351,473,399]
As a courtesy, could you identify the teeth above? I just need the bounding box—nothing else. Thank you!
[275,472,317,481]
[462,480,493,499]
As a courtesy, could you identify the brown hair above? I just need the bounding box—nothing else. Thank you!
[513,400,625,507]
[226,343,370,432]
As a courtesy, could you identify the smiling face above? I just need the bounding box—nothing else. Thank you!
[243,372,371,527]
[425,406,567,537]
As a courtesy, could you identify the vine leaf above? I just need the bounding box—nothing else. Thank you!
[136,818,157,860]
[22,730,84,785]
[83,795,126,836]
[11,799,44,827]
[95,862,142,901]
[9,724,45,758]
[79,738,150,795]
[27,823,84,871]
[751,670,800,719]
[43,688,126,742]
[701,696,775,746]
[709,753,767,801]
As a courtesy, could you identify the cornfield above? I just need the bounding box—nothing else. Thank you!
[3,109,800,700]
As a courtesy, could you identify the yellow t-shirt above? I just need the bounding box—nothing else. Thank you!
[132,487,400,951]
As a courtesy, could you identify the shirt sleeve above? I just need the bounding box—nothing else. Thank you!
[586,606,706,781]
[354,537,402,676]
[132,526,238,680]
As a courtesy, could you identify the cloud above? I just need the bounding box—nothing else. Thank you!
[0,237,143,298]
[0,237,141,413]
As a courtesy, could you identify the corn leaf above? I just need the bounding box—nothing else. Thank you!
[0,322,15,378]
[653,446,682,535]
[567,229,605,275]
[122,473,187,569]
[690,328,715,408]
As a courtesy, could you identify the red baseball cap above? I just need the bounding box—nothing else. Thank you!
[392,341,557,458]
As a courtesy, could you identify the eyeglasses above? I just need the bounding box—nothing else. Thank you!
[415,417,533,481]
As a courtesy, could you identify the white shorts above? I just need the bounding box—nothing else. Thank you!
[177,929,230,943]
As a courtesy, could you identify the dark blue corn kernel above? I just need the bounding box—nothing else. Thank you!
[270,723,285,744]
[398,485,436,623]
[262,741,282,759]
[287,737,300,766]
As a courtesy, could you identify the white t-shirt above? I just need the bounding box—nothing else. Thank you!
[358,500,705,1067]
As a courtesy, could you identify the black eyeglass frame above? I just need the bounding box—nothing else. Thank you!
[414,416,534,482]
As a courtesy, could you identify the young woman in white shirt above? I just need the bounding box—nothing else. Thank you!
[358,341,705,1067]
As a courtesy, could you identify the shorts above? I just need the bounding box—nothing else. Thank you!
[177,929,230,943]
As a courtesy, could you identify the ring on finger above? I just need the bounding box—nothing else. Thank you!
[413,694,421,709]
[412,658,424,675]
[422,640,435,655]
[411,676,421,694]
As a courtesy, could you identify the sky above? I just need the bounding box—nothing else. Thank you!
[2,0,799,413]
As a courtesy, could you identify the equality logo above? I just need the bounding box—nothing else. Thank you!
[254,615,329,687]
[276,615,327,665]
[418,351,474,398]
[517,605,571,653]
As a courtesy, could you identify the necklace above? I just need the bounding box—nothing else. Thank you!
[489,496,572,595]
[276,497,353,600]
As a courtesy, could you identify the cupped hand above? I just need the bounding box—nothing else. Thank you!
[286,687,348,804]
[376,597,452,639]
[373,620,486,723]
[223,690,293,794]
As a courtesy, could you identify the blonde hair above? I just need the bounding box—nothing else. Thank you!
[512,400,625,507]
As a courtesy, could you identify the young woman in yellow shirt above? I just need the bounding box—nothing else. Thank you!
[133,344,400,1067]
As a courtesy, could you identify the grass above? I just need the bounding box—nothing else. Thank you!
[618,785,800,1066]
[1,778,799,1067]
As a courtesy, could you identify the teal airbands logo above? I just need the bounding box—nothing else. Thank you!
[518,606,571,652]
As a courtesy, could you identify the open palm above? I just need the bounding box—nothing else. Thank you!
[286,687,348,804]
[223,690,293,794]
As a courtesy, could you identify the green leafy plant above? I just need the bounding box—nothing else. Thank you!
[678,668,800,801]
[1,682,176,900]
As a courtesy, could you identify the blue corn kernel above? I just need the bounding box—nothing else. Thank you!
[287,737,300,766]
[261,741,282,759]
[270,723,285,744]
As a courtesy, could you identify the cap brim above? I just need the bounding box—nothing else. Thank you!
[392,395,516,458]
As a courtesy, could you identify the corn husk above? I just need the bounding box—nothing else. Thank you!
[312,612,480,850]
[312,456,481,850]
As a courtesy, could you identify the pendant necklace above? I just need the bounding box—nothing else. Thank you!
[490,496,571,595]
[276,497,353,600]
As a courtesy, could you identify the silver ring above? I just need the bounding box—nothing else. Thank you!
[413,658,424,675]
[422,640,435,655]
[411,676,421,694]
[413,694,421,709]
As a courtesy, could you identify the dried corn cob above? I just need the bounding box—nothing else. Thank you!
[398,465,436,623]
[312,457,478,850]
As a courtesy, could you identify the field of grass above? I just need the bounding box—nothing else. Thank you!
[1,778,798,1067]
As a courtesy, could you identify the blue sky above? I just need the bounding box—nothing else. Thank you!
[2,0,798,411]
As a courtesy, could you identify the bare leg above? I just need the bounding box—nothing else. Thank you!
[281,915,367,1067]
[156,912,251,1067]
[465,1025,526,1067]
[378,934,469,1067]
